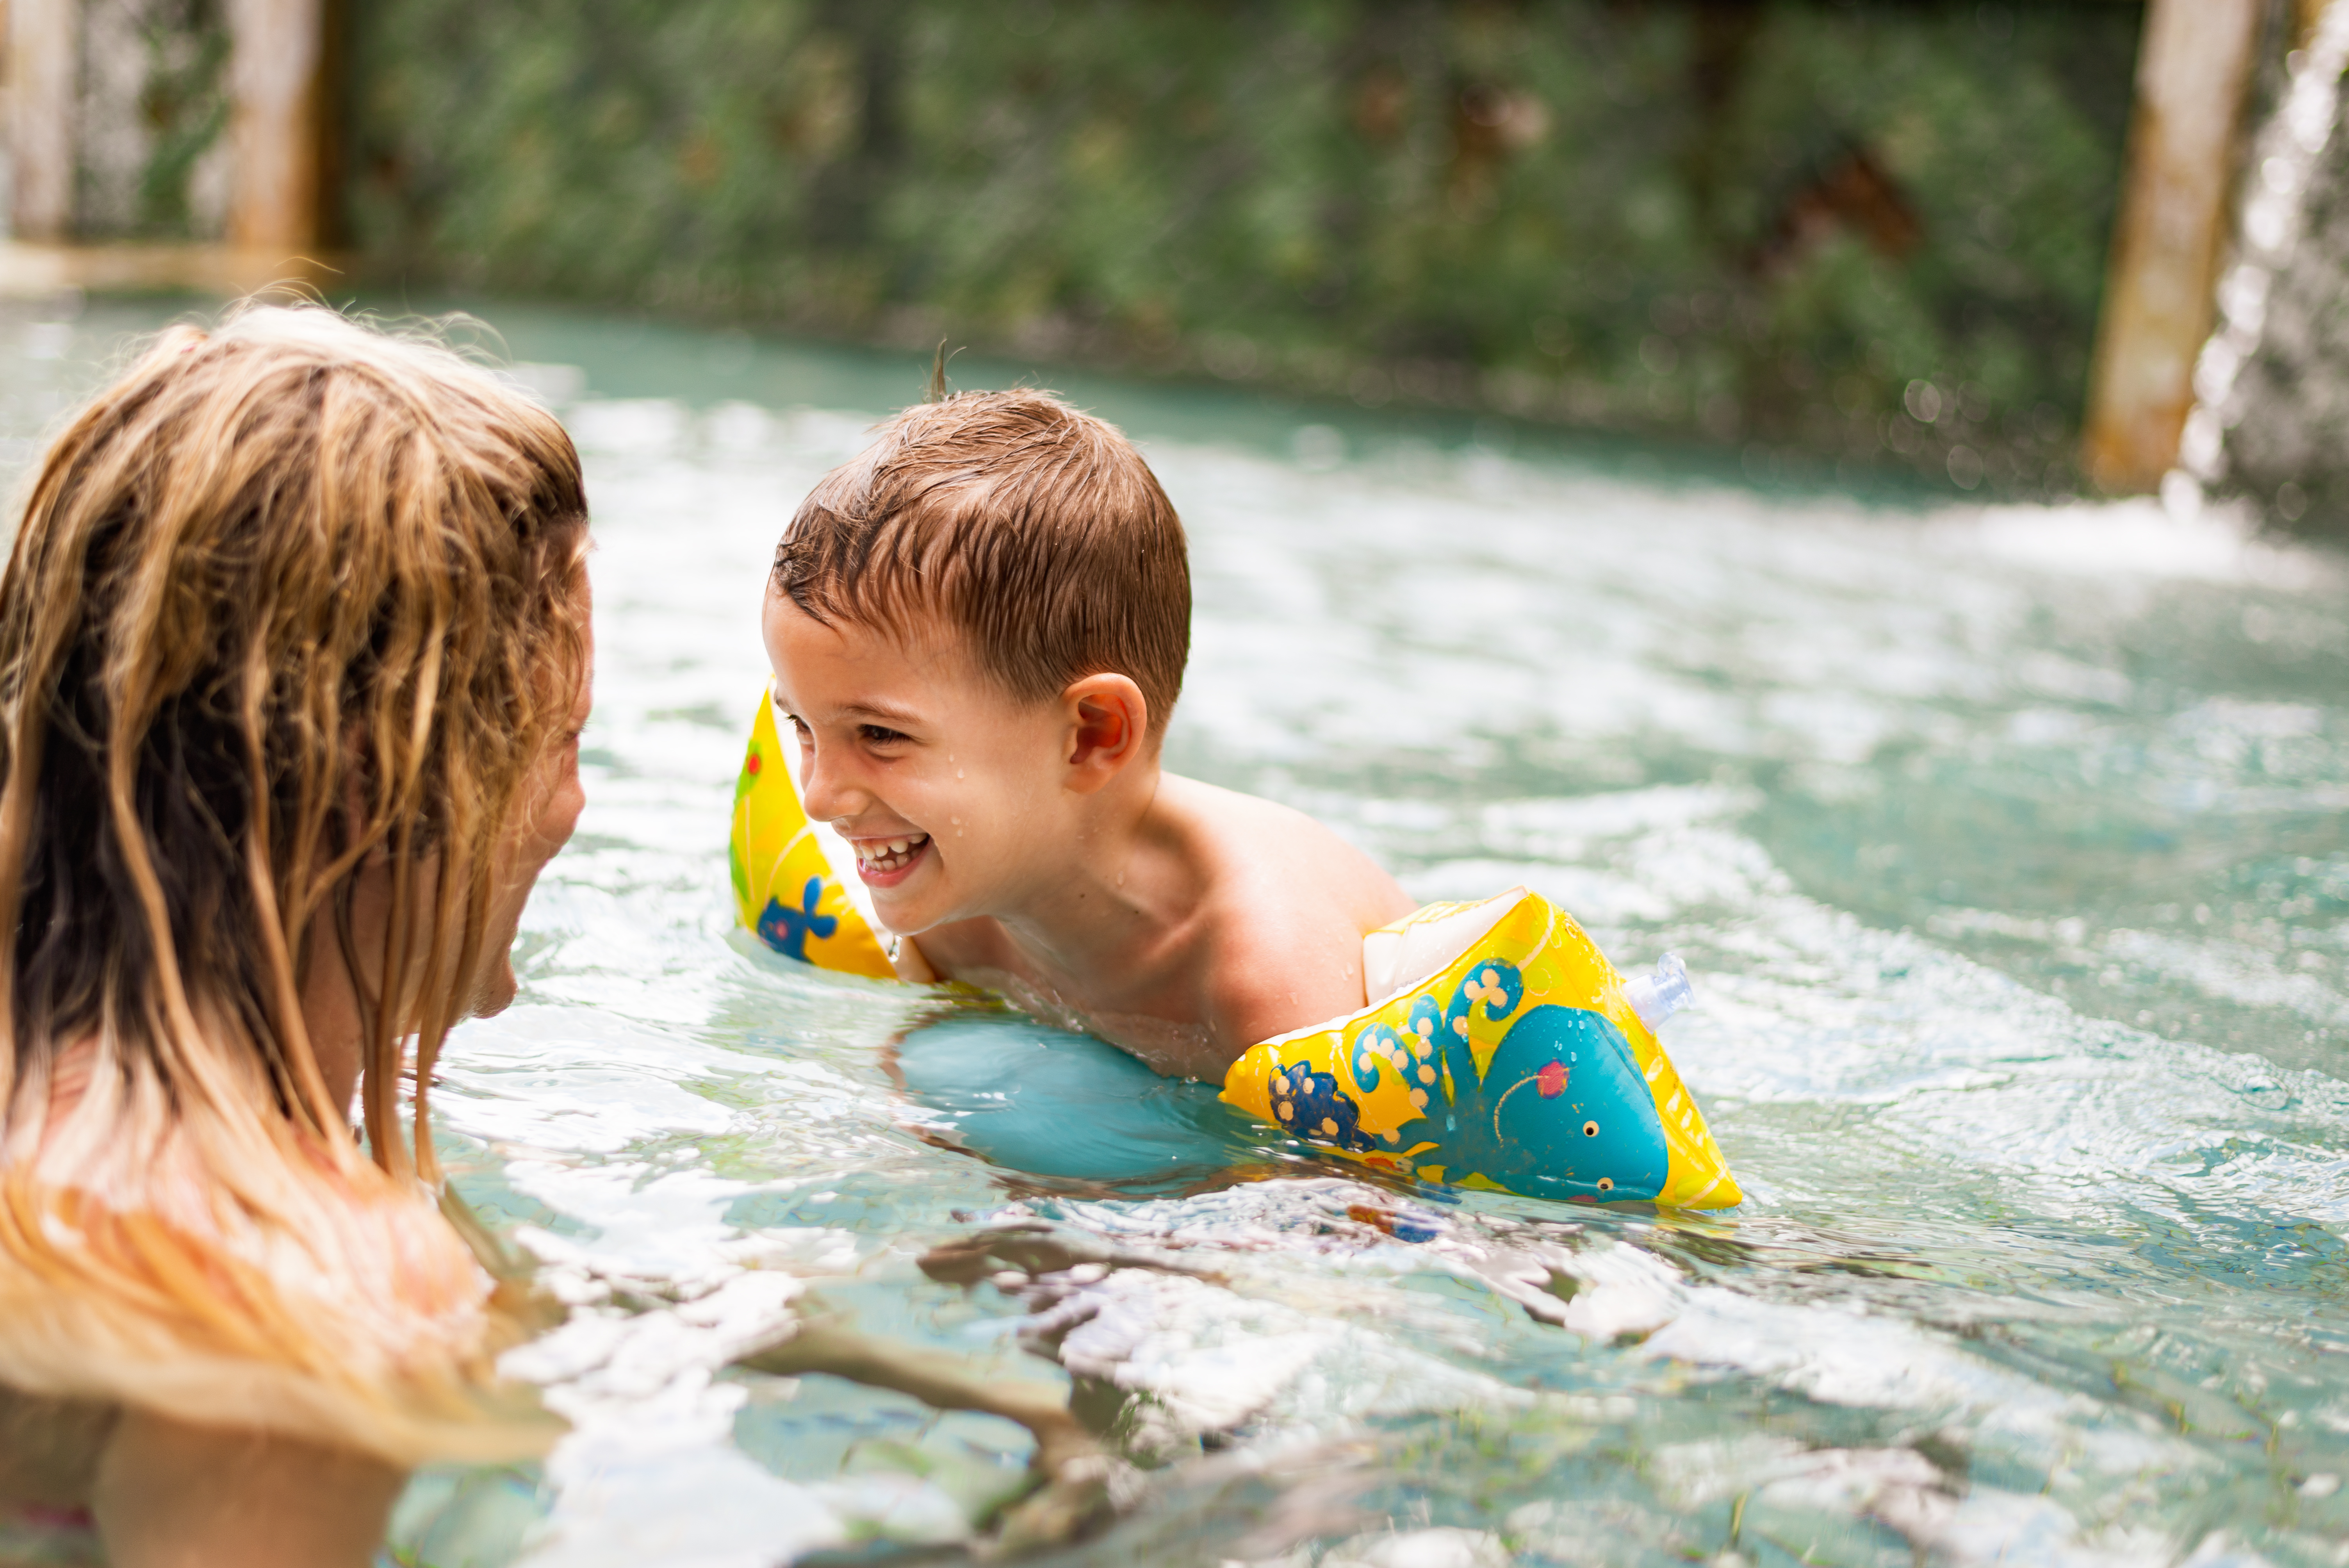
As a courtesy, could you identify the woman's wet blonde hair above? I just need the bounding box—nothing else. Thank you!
[0,305,587,1463]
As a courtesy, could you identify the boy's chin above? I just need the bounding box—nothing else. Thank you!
[870,891,935,933]
[868,879,951,935]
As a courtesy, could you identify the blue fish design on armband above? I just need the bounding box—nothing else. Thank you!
[1292,957,1670,1202]
[757,875,839,962]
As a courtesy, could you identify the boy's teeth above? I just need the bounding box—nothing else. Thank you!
[857,832,929,871]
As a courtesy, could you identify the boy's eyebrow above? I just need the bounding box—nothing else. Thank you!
[841,698,924,727]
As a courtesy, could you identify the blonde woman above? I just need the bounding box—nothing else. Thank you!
[0,307,593,1565]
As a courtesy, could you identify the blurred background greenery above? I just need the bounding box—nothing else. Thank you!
[339,1,2140,495]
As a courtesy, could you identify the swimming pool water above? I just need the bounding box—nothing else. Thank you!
[6,298,2349,1568]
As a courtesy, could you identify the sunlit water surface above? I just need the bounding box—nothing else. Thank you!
[6,299,2349,1568]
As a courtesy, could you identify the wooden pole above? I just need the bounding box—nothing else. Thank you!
[2081,0,2265,494]
[6,0,76,240]
[225,0,324,251]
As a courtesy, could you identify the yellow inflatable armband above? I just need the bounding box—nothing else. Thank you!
[1221,892,1739,1207]
[727,691,1740,1207]
[728,691,895,980]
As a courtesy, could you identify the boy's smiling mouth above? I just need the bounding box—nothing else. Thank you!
[851,832,930,886]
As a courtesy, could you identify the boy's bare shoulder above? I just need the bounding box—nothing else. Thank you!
[1159,776,1413,1050]
[1158,775,1401,903]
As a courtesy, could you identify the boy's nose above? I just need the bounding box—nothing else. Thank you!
[797,745,862,823]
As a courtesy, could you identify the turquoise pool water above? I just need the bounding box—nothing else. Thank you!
[6,297,2349,1568]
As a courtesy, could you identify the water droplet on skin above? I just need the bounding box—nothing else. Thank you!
[957,768,964,778]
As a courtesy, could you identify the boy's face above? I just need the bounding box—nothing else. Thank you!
[761,591,1075,935]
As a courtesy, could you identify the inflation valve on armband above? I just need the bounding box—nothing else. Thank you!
[1623,953,1693,1034]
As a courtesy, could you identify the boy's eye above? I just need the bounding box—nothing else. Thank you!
[857,724,908,745]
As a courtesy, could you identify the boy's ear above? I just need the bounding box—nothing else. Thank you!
[1060,673,1151,791]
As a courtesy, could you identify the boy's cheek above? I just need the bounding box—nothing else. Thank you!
[943,779,1034,845]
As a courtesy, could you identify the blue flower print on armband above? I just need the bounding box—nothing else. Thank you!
[1353,1020,1439,1112]
[1399,959,1526,1111]
[1350,1022,1410,1092]
[1268,1060,1378,1153]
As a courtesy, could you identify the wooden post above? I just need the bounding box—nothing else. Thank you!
[225,0,324,250]
[6,0,77,241]
[2082,0,2265,494]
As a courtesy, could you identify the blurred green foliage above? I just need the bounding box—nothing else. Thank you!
[348,0,2141,491]
[130,0,233,236]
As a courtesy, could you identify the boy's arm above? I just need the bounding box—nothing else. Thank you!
[1197,812,1420,1060]
[1202,911,1377,1061]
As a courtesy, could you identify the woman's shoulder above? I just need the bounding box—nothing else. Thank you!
[0,1066,560,1471]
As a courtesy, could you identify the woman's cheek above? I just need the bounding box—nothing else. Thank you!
[515,747,585,867]
[542,772,586,862]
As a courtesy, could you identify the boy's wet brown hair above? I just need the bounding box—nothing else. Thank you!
[772,388,1190,733]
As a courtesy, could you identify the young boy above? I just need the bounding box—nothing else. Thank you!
[765,389,1413,1082]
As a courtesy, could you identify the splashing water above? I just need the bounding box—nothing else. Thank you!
[2181,3,2349,522]
[6,301,2349,1567]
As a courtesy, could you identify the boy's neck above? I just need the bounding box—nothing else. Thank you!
[986,755,1195,989]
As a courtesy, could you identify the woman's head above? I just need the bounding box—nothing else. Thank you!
[0,306,589,1175]
[0,306,590,1461]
